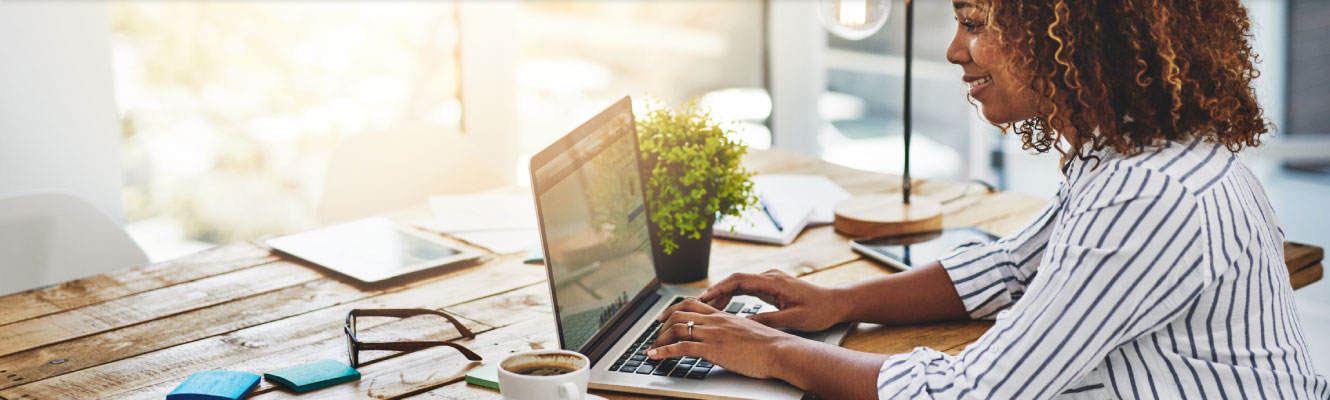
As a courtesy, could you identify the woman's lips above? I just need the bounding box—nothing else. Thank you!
[965,75,993,97]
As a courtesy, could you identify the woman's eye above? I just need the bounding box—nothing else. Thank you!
[954,16,984,33]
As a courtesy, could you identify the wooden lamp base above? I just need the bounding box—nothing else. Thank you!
[833,194,943,238]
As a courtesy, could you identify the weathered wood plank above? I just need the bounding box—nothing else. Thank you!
[1285,242,1323,272]
[253,263,881,400]
[441,284,552,330]
[407,260,976,400]
[0,242,276,327]
[799,261,995,359]
[246,266,897,399]
[800,259,894,286]
[1292,263,1323,291]
[418,380,674,400]
[842,320,994,358]
[119,280,555,399]
[245,318,559,400]
[0,278,365,391]
[0,260,322,358]
[0,256,545,400]
[0,149,1317,400]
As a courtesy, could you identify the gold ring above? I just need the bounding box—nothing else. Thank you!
[686,320,695,341]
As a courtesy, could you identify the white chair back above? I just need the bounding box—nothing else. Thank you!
[0,190,148,295]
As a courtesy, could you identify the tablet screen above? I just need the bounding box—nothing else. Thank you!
[851,227,999,269]
[267,218,476,283]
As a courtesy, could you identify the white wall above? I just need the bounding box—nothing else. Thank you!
[0,2,122,222]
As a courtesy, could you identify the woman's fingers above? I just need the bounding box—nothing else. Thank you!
[746,309,797,329]
[652,311,710,348]
[655,298,718,322]
[646,340,704,360]
[699,273,784,309]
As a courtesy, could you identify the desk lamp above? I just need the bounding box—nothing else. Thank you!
[818,0,944,237]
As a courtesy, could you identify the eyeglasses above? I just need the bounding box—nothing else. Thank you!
[344,308,483,368]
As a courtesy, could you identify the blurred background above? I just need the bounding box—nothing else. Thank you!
[0,0,1327,369]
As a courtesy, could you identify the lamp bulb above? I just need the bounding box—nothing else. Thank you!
[817,0,891,41]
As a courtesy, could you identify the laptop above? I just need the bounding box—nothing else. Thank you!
[529,96,851,400]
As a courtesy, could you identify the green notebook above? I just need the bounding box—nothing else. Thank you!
[465,362,500,390]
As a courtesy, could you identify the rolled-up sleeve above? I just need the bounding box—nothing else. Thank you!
[939,191,1061,320]
[878,166,1218,399]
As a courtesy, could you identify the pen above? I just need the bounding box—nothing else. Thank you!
[759,197,784,232]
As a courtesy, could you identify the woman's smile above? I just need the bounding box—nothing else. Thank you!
[963,74,994,97]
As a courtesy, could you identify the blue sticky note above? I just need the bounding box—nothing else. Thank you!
[263,359,360,393]
[167,371,261,400]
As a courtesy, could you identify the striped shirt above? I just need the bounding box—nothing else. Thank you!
[876,140,1329,399]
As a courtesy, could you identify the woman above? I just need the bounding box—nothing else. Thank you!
[646,1,1329,398]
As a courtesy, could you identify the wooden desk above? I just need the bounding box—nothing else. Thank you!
[0,150,1321,400]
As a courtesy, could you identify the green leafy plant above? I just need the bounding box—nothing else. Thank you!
[637,97,757,254]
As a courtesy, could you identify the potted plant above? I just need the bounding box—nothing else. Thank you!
[636,98,757,283]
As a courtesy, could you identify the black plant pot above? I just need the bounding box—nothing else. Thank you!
[651,217,715,284]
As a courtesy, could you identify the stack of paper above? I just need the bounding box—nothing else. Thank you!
[714,197,813,245]
[713,174,853,245]
[414,190,540,255]
[750,174,852,225]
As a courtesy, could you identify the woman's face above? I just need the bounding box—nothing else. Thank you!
[946,1,1039,124]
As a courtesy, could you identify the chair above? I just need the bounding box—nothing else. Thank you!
[317,132,507,223]
[0,190,148,295]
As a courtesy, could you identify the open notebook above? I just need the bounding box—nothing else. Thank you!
[714,196,813,245]
[713,174,852,245]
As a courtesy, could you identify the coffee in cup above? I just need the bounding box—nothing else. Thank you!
[498,350,591,400]
[510,362,578,376]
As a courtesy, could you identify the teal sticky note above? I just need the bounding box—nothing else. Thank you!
[263,359,360,393]
[464,362,499,390]
[167,371,261,400]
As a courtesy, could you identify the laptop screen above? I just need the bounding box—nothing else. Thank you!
[530,98,656,351]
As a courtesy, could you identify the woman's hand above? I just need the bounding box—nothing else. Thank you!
[646,299,803,379]
[697,269,848,332]
[650,298,890,399]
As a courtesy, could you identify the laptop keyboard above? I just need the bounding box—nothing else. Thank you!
[606,297,764,380]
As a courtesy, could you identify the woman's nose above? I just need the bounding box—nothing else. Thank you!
[946,33,970,65]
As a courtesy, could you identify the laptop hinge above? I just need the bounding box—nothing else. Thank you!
[579,282,662,364]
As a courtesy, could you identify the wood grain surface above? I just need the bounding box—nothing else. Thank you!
[0,149,1319,400]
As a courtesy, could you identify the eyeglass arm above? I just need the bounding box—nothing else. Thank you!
[346,308,477,338]
[357,340,484,361]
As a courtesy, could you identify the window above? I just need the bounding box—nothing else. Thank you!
[512,2,766,161]
[113,1,764,260]
[113,2,462,258]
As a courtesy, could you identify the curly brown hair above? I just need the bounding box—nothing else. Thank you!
[981,0,1270,163]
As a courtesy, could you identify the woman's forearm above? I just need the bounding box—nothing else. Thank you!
[770,262,967,398]
[836,261,970,325]
[775,337,890,400]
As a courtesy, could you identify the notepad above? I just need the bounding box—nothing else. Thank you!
[750,174,852,225]
[167,371,261,400]
[264,359,360,393]
[714,174,851,245]
[714,196,814,245]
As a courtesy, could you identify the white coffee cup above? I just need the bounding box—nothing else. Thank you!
[498,349,591,400]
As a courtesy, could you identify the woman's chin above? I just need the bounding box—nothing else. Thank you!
[979,105,1032,125]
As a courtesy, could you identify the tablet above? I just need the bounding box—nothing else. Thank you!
[266,218,484,284]
[849,227,998,270]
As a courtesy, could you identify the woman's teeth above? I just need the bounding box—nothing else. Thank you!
[965,76,992,89]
